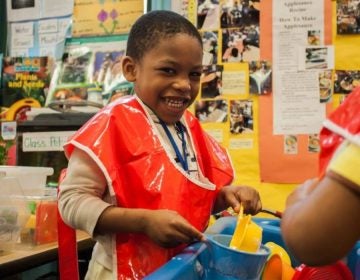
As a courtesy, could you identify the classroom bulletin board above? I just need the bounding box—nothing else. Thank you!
[171,0,360,211]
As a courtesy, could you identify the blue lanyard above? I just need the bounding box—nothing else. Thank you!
[160,120,189,172]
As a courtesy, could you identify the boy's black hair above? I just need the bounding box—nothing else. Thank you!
[126,10,203,61]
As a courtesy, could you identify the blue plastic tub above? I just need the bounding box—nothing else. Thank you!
[206,234,270,279]
[145,217,360,280]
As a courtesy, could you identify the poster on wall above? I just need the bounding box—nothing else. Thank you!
[272,0,328,135]
[6,0,74,60]
[72,0,144,37]
[258,0,333,183]
[8,16,72,59]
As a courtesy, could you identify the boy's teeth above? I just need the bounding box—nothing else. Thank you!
[166,98,184,108]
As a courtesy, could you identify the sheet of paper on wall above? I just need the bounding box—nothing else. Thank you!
[9,22,34,56]
[8,16,72,60]
[10,34,34,51]
[6,0,41,22]
[272,0,326,135]
[42,0,74,18]
[72,0,144,37]
[6,0,74,22]
[222,71,246,95]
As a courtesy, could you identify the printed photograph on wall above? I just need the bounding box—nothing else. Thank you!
[220,0,260,29]
[305,47,328,70]
[284,135,298,155]
[308,134,320,153]
[201,31,218,65]
[333,70,360,94]
[194,99,228,123]
[249,60,272,94]
[336,0,360,34]
[229,99,253,134]
[319,70,332,103]
[197,0,220,30]
[11,0,35,9]
[201,64,223,98]
[307,30,321,46]
[222,26,260,63]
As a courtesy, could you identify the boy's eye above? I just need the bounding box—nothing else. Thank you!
[160,67,175,74]
[190,71,202,80]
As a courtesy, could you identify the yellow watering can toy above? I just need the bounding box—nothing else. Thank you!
[229,205,263,253]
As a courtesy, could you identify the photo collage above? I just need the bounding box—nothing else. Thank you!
[194,0,264,136]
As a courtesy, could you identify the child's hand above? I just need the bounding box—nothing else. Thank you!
[214,185,262,215]
[143,209,205,248]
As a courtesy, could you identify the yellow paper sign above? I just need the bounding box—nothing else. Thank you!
[72,0,144,37]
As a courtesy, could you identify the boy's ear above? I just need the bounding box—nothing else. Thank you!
[122,56,136,82]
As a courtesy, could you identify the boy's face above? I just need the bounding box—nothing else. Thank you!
[123,34,203,124]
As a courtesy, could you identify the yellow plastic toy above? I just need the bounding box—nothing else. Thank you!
[5,98,41,121]
[229,205,263,253]
[265,241,291,265]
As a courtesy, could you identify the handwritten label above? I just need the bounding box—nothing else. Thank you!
[22,131,76,152]
[229,139,254,150]
[11,36,34,49]
[11,22,34,36]
[38,19,58,34]
[222,71,246,95]
[39,34,58,46]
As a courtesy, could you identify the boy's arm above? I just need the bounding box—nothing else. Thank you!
[58,148,110,237]
[281,143,360,266]
[95,207,205,247]
[59,149,204,247]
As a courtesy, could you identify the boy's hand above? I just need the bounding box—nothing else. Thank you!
[214,185,262,215]
[142,209,205,248]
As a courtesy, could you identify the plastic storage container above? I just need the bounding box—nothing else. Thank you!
[20,195,58,247]
[0,166,54,196]
[0,166,58,250]
[0,175,30,253]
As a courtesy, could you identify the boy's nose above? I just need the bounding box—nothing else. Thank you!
[174,80,192,92]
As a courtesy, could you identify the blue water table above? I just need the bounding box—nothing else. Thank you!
[145,217,360,280]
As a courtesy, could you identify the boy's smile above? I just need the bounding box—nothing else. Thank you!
[123,34,203,124]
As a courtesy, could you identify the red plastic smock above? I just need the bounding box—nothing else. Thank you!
[319,87,360,175]
[64,96,234,279]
